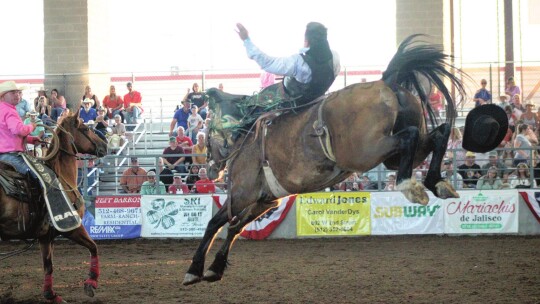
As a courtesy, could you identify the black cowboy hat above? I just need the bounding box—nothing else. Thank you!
[462,104,508,153]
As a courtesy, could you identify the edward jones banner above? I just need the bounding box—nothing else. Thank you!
[444,191,518,234]
[296,192,371,236]
[141,195,213,238]
[371,193,445,235]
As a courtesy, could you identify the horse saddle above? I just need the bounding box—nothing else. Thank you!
[0,162,41,203]
[0,155,81,232]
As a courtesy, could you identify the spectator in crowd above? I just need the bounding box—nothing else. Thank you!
[446,127,465,166]
[186,165,200,190]
[123,82,143,126]
[497,94,511,110]
[360,175,378,190]
[120,157,147,193]
[429,87,443,117]
[481,151,508,178]
[476,166,503,190]
[473,79,492,107]
[49,88,66,122]
[94,106,109,136]
[56,108,71,125]
[193,168,216,194]
[218,83,224,91]
[458,151,482,189]
[337,174,358,191]
[441,158,463,190]
[34,87,50,121]
[103,85,124,122]
[148,157,174,192]
[111,114,126,136]
[183,83,208,120]
[192,132,207,165]
[505,76,521,100]
[513,123,534,166]
[16,90,33,120]
[176,126,194,163]
[23,111,45,157]
[81,85,100,110]
[498,126,513,152]
[187,105,204,143]
[533,155,540,186]
[512,94,525,115]
[163,136,187,173]
[169,172,189,194]
[76,156,96,196]
[260,70,276,89]
[520,100,538,131]
[509,162,536,189]
[170,100,191,136]
[79,98,97,123]
[383,172,396,191]
[505,105,517,133]
[140,171,166,195]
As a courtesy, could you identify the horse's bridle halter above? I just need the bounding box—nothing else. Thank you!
[54,123,100,159]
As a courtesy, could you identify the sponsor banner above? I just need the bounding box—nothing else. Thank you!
[212,194,296,240]
[519,191,540,224]
[296,192,371,236]
[371,193,444,235]
[83,195,141,239]
[444,191,518,234]
[141,195,213,238]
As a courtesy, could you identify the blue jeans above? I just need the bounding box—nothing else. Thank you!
[0,153,37,178]
[125,107,141,124]
[51,107,64,121]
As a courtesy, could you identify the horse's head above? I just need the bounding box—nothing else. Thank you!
[57,111,108,158]
[206,128,228,180]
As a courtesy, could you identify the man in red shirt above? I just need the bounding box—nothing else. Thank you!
[193,168,216,194]
[123,82,142,126]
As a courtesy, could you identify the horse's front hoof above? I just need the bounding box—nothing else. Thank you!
[397,178,430,205]
[84,282,96,297]
[435,180,460,199]
[203,269,223,282]
[182,273,202,286]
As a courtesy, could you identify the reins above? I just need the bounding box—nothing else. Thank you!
[0,239,37,261]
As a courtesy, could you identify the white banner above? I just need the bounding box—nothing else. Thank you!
[140,195,213,238]
[371,192,445,235]
[443,190,519,234]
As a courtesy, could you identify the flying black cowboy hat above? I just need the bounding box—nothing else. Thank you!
[462,104,508,153]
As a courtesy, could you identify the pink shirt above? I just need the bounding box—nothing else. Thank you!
[0,101,34,153]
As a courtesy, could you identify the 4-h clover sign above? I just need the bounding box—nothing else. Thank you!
[146,199,179,229]
[141,195,213,238]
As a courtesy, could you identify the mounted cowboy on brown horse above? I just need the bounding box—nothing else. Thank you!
[183,33,508,285]
[0,80,108,303]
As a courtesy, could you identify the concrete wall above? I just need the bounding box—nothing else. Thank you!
[44,0,110,109]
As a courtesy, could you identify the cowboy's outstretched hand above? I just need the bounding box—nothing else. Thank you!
[236,23,249,41]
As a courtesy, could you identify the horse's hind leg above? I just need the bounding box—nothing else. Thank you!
[62,226,99,297]
[183,205,229,285]
[383,126,429,205]
[39,236,66,303]
[203,199,279,282]
[423,123,459,199]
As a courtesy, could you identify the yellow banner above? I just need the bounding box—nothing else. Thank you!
[296,192,371,236]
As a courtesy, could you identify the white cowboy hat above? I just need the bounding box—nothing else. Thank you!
[82,98,95,106]
[37,86,48,92]
[524,100,536,108]
[0,81,25,97]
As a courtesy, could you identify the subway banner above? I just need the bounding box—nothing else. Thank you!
[370,193,445,235]
[443,190,518,234]
[296,192,371,236]
[83,196,142,239]
[140,194,213,238]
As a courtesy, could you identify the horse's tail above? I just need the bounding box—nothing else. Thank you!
[382,34,467,128]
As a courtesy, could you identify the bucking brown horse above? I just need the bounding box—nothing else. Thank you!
[183,35,467,285]
[0,112,107,303]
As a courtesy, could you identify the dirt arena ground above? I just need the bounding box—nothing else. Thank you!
[0,235,539,304]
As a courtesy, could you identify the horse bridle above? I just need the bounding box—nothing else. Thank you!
[54,123,100,159]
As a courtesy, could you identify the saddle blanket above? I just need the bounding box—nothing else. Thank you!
[21,154,81,232]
